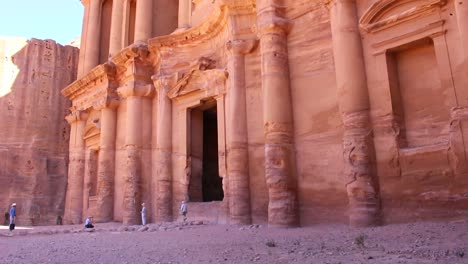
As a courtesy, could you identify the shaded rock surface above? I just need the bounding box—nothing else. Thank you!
[0,37,79,225]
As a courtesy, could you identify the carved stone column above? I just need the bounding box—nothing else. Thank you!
[152,74,176,222]
[226,39,256,225]
[118,83,154,225]
[83,0,102,74]
[178,0,191,29]
[94,99,119,222]
[257,2,299,227]
[64,110,88,224]
[329,0,381,227]
[78,0,90,78]
[109,0,124,57]
[134,0,153,43]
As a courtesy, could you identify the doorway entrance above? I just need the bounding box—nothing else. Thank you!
[188,100,224,202]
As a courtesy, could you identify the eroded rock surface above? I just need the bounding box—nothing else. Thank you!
[0,37,79,225]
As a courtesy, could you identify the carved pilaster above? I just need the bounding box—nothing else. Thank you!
[257,5,298,227]
[226,39,257,225]
[152,74,177,222]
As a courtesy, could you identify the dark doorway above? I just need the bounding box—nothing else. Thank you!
[188,101,224,202]
[202,105,223,201]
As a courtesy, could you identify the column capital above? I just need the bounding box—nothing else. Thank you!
[66,110,89,124]
[257,6,290,37]
[117,82,155,98]
[151,74,177,92]
[92,97,120,111]
[226,39,258,55]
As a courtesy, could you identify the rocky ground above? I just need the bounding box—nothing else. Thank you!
[0,219,467,264]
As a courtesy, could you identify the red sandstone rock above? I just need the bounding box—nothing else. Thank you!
[0,37,79,225]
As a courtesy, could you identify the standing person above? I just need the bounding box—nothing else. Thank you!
[9,203,16,231]
[180,201,187,222]
[141,203,147,225]
[84,216,94,228]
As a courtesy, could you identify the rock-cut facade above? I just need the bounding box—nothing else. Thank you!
[62,0,468,227]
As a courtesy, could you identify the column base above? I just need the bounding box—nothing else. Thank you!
[348,202,381,227]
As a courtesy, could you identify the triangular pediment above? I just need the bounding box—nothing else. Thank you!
[360,0,446,33]
[167,69,228,99]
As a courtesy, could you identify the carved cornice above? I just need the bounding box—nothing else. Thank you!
[359,0,447,33]
[62,62,116,100]
[111,42,150,67]
[62,62,120,113]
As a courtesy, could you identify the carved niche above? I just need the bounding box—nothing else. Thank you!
[359,0,460,178]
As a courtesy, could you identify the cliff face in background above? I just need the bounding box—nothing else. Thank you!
[0,37,79,225]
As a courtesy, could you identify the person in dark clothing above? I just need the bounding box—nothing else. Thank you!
[9,203,16,231]
[84,216,94,228]
[56,215,63,225]
[4,211,9,226]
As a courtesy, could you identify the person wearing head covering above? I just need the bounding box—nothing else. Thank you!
[84,216,94,228]
[180,201,187,222]
[141,203,147,225]
[9,203,16,231]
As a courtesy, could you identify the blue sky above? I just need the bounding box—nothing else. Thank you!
[0,0,84,45]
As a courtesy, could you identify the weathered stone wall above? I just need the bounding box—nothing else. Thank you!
[0,37,79,225]
[284,0,348,224]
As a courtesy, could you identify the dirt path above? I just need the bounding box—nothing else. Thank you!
[0,220,467,264]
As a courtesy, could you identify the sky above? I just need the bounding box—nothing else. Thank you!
[0,0,84,45]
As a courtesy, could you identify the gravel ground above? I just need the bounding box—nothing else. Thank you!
[0,220,467,264]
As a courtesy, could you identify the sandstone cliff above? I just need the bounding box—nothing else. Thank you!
[0,37,79,225]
